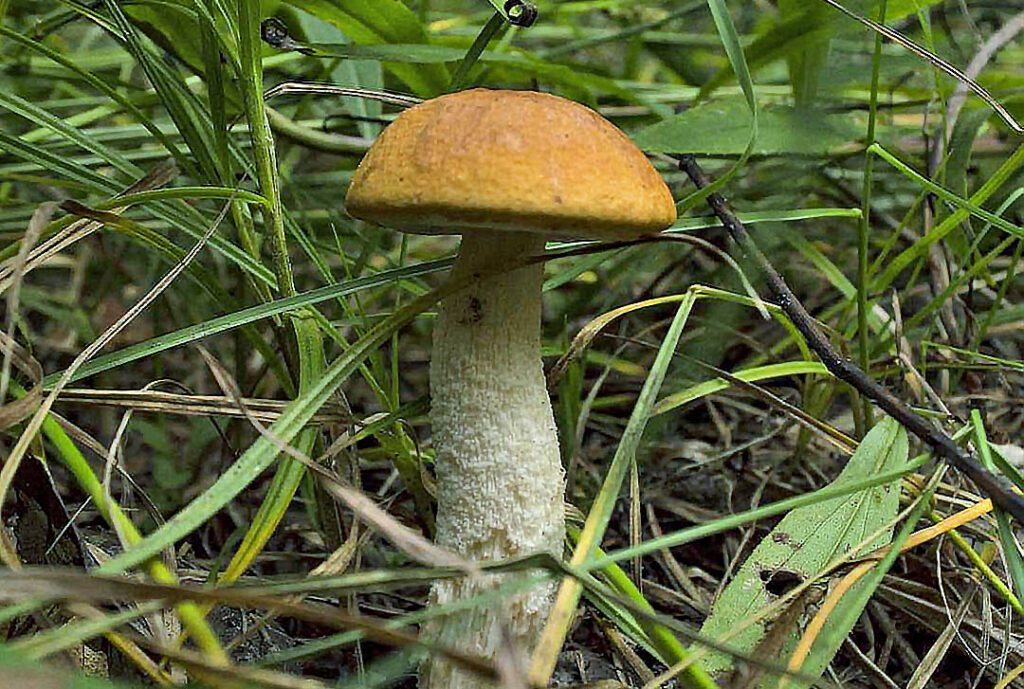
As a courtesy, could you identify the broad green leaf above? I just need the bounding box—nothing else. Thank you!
[634,98,857,156]
[698,417,908,682]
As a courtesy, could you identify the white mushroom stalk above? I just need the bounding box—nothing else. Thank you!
[422,230,564,688]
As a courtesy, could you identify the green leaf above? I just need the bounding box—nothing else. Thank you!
[698,417,908,681]
[634,98,857,156]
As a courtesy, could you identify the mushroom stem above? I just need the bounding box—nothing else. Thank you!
[424,229,565,689]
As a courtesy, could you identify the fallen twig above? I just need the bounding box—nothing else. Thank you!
[676,153,1024,523]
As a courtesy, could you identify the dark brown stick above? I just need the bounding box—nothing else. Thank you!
[677,153,1024,522]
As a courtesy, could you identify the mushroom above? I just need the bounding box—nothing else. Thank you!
[345,88,676,688]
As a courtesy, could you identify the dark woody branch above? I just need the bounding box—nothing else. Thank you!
[676,153,1024,523]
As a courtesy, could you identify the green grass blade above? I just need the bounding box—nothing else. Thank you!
[43,260,451,387]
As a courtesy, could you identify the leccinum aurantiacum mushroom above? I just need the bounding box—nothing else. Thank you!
[345,88,676,688]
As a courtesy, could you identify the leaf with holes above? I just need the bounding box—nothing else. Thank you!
[697,417,907,684]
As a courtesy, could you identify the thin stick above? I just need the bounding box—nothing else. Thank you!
[676,153,1024,523]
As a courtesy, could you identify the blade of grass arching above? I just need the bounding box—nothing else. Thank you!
[0,25,188,168]
[5,382,225,662]
[91,276,454,576]
[873,142,1024,292]
[43,259,451,387]
[0,130,276,288]
[94,187,269,209]
[548,284,812,388]
[676,0,758,212]
[971,410,1024,602]
[588,453,930,571]
[542,208,861,256]
[870,144,1024,239]
[651,361,831,416]
[530,293,707,687]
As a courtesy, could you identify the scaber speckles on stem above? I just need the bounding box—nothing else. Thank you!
[459,297,485,325]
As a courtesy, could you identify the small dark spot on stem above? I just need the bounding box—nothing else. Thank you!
[459,297,484,325]
[759,568,804,597]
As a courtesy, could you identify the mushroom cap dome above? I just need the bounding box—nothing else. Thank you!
[345,88,677,240]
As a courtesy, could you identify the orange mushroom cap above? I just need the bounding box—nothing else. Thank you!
[345,88,677,241]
